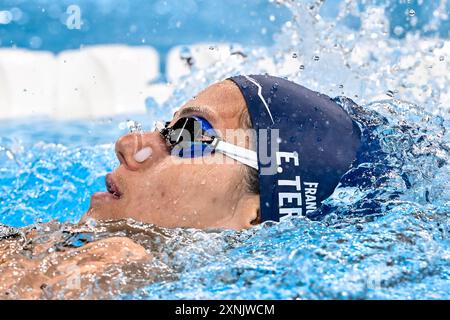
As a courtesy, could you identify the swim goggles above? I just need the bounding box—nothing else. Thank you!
[155,116,258,170]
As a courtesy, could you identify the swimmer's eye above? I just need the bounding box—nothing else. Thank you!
[158,116,217,158]
[157,115,259,169]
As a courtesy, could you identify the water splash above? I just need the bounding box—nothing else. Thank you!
[130,0,450,299]
[1,0,449,299]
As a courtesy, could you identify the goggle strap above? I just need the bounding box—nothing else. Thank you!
[157,119,259,170]
[214,139,259,170]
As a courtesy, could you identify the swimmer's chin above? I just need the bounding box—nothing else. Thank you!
[79,207,117,225]
[79,206,100,224]
[79,193,120,224]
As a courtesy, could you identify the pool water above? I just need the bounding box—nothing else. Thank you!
[1,0,449,299]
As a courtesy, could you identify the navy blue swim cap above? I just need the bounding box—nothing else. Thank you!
[228,75,361,222]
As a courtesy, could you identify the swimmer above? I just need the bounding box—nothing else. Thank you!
[82,74,361,228]
[0,75,361,298]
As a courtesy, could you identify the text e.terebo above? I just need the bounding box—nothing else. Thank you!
[275,151,319,218]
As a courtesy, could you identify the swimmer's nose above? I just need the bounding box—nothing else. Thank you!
[115,131,168,171]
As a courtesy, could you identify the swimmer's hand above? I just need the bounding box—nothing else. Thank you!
[0,236,151,299]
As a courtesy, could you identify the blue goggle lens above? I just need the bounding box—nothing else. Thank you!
[165,116,217,158]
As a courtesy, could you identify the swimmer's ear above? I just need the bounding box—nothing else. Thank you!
[234,194,260,229]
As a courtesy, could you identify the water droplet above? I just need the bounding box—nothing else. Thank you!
[118,122,127,130]
[299,65,305,70]
[269,15,275,22]
[29,36,43,49]
[393,25,404,36]
[339,84,344,89]
[209,45,215,50]
[292,53,298,58]
[127,120,143,133]
[179,46,191,59]
[5,149,14,160]
[313,55,320,61]
[439,56,445,61]
[408,9,415,17]
[0,10,13,24]
[85,218,97,228]
[386,90,395,97]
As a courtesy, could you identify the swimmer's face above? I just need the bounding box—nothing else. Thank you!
[81,80,260,229]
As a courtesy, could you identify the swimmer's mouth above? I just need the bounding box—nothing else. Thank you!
[105,173,122,199]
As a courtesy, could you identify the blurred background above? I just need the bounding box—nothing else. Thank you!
[1,0,291,75]
[0,0,291,119]
[1,0,449,119]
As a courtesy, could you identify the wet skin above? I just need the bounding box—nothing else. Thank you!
[0,80,260,298]
[82,79,260,230]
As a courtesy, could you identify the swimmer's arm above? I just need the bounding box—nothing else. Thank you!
[0,237,151,299]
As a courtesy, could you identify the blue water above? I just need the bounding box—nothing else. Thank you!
[0,0,291,77]
[2,0,450,75]
[0,0,449,299]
